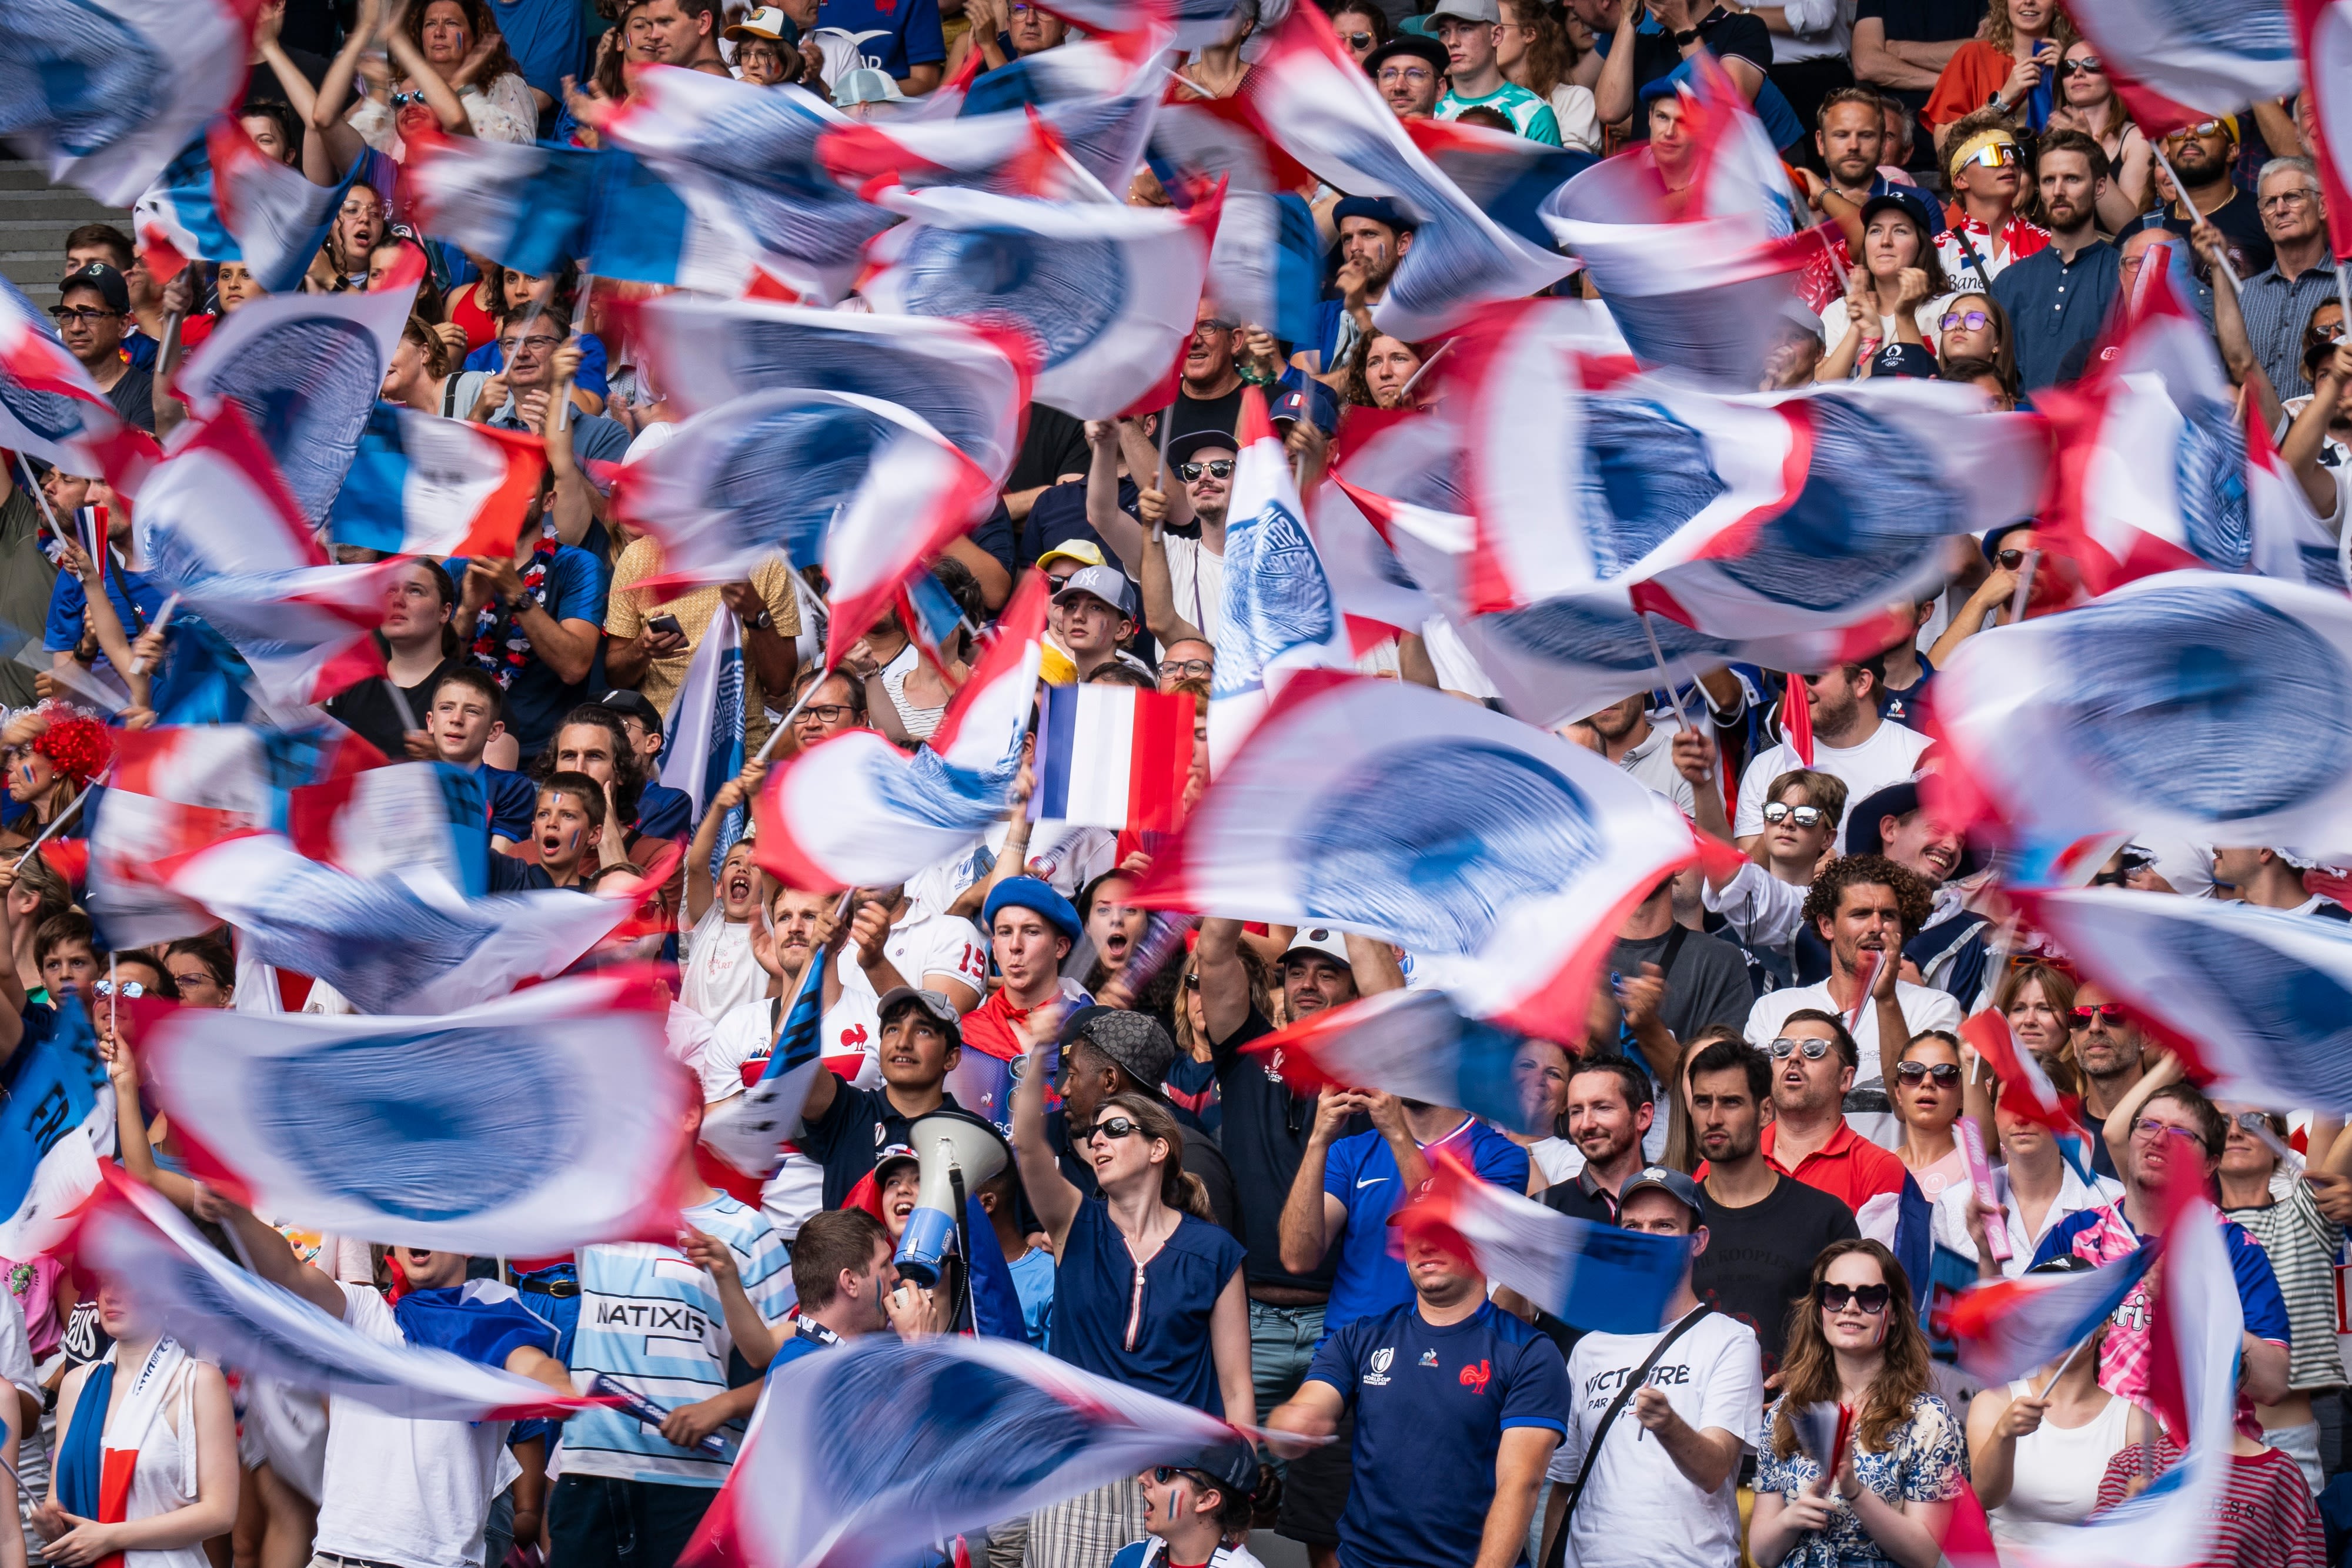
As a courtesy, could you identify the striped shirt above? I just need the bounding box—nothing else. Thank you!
[2226,1178,2345,1392]
[556,1192,795,1486]
[2237,262,2346,400]
[2094,1439,2323,1568]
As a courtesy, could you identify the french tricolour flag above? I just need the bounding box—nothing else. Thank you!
[0,276,157,490]
[821,426,998,669]
[1943,1241,2157,1386]
[2297,0,2352,263]
[1029,683,1194,835]
[134,119,356,295]
[328,402,546,561]
[2067,0,2300,138]
[1395,1149,1689,1334]
[700,951,827,1184]
[659,606,746,876]
[1247,986,1551,1138]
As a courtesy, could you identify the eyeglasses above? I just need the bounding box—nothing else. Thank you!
[1996,547,2030,570]
[1182,973,1202,991]
[1819,1282,1891,1314]
[2131,1117,2204,1146]
[796,704,854,726]
[2259,189,2318,212]
[1378,65,1434,83]
[1343,29,1375,47]
[1083,1115,1144,1143]
[1895,1060,1961,1085]
[2005,951,2075,973]
[1959,139,2021,171]
[168,971,214,992]
[1939,310,1991,333]
[1159,657,1213,678]
[2161,120,2229,143]
[389,89,427,107]
[1766,1037,1833,1061]
[499,335,562,354]
[2070,1003,2126,1025]
[2055,56,2103,77]
[48,306,118,323]
[1177,459,1235,482]
[1760,802,1827,828]
[91,979,145,998]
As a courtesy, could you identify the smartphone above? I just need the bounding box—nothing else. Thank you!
[649,613,685,638]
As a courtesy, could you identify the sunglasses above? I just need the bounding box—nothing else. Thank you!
[1895,1060,1961,1085]
[1959,140,2022,170]
[1182,972,1202,991]
[2055,56,2103,77]
[2162,119,2229,143]
[1177,459,1235,482]
[1084,1115,1145,1143]
[1996,547,2032,570]
[1343,29,1375,46]
[1761,802,1827,828]
[1767,1037,1833,1061]
[2316,320,2347,342]
[1940,310,1990,333]
[1151,1466,1213,1487]
[1820,1282,1891,1314]
[2070,1003,2126,1025]
[2006,951,2075,973]
[92,979,146,998]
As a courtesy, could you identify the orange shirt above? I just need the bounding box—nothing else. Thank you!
[1760,1119,1909,1216]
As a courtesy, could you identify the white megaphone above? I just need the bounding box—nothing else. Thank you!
[893,1113,1008,1287]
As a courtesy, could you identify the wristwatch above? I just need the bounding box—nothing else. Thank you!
[1673,25,1700,45]
[747,609,773,631]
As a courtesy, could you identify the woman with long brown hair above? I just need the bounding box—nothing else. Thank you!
[1751,1240,1965,1568]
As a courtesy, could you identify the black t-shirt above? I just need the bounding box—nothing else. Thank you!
[325,656,455,760]
[1692,1173,1859,1375]
[1853,0,1986,119]
[2127,188,2277,288]
[1608,927,1756,1048]
[104,362,155,434]
[1622,9,1772,140]
[1021,476,1130,573]
[1047,1104,1241,1239]
[1208,1007,1366,1292]
[1165,385,1245,444]
[1006,406,1091,495]
[799,1081,990,1212]
[1532,1171,1623,1358]
[967,497,1018,581]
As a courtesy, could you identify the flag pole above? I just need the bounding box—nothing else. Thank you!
[1393,339,1452,404]
[2150,142,2240,293]
[752,678,824,765]
[1637,611,1695,734]
[129,593,181,676]
[2036,1332,2092,1400]
[11,781,96,870]
[2007,549,2040,624]
[15,453,74,556]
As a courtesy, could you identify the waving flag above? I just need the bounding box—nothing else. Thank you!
[0,276,156,489]
[1392,1150,1688,1333]
[756,574,1048,891]
[600,68,893,302]
[141,974,690,1256]
[2024,889,2352,1114]
[325,402,546,561]
[155,832,633,1015]
[629,297,1031,486]
[404,132,725,290]
[77,1169,602,1420]
[1247,987,1557,1137]
[1305,477,1436,656]
[820,426,999,667]
[1208,389,1352,768]
[129,400,319,584]
[1029,682,1194,834]
[0,0,255,206]
[1959,1009,2080,1135]
[1150,97,1324,347]
[0,998,111,1262]
[2067,0,2300,138]
[133,119,356,294]
[288,760,491,898]
[1943,1241,2157,1385]
[2035,276,2274,593]
[1409,118,1596,253]
[1032,0,1248,47]
[613,388,973,594]
[1132,674,1703,1037]
[863,183,1217,420]
[659,606,746,876]
[87,723,285,945]
[173,276,417,526]
[686,1333,1240,1568]
[1238,4,1571,340]
[171,557,392,708]
[2296,0,2352,260]
[700,954,827,1183]
[1933,571,2352,862]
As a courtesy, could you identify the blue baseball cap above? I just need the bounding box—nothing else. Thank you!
[1271,380,1341,433]
[982,876,1081,942]
[1332,195,1416,233]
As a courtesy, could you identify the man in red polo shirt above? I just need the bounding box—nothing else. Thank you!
[1758,1009,1907,1213]
[951,876,1091,1129]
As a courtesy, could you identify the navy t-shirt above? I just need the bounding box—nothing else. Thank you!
[481,764,539,842]
[815,0,946,80]
[1052,1198,1243,1415]
[634,780,692,841]
[444,547,609,758]
[45,566,166,656]
[1307,1300,1571,1568]
[1322,1118,1530,1335]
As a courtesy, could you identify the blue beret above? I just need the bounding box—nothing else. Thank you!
[982,876,1082,942]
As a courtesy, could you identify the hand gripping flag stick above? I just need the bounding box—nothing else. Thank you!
[2149,142,2241,293]
[11,781,97,871]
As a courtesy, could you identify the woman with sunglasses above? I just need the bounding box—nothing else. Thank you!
[1922,0,2076,151]
[1890,1030,1977,1203]
[1329,2,1388,66]
[1013,1019,1252,1557]
[1752,1241,1963,1568]
[2044,44,2150,230]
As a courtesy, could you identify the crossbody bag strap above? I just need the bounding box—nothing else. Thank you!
[1542,1305,1713,1568]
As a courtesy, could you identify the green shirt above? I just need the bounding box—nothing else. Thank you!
[0,487,58,711]
[1436,82,1562,145]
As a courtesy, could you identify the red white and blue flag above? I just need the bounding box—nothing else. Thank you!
[0,0,257,207]
[1246,987,1556,1138]
[756,574,1050,891]
[286,759,487,898]
[76,1168,604,1421]
[1391,1149,1690,1334]
[0,997,110,1264]
[0,276,156,489]
[1148,96,1325,347]
[325,402,546,561]
[1959,1009,2081,1135]
[1943,1238,2157,1385]
[863,183,1218,420]
[1208,388,1352,769]
[2294,0,2352,260]
[821,426,998,667]
[1305,476,1436,657]
[172,268,419,526]
[86,724,291,945]
[658,606,746,878]
[2067,0,2301,138]
[700,950,828,1184]
[1237,4,1571,339]
[1932,571,2352,864]
[1028,682,1195,835]
[133,119,358,295]
[2024,888,2352,1116]
[685,1333,1242,1568]
[1132,674,1706,1038]
[600,69,894,302]
[139,973,691,1257]
[627,296,1032,489]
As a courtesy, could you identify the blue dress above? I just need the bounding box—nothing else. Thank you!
[1050,1199,1242,1415]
